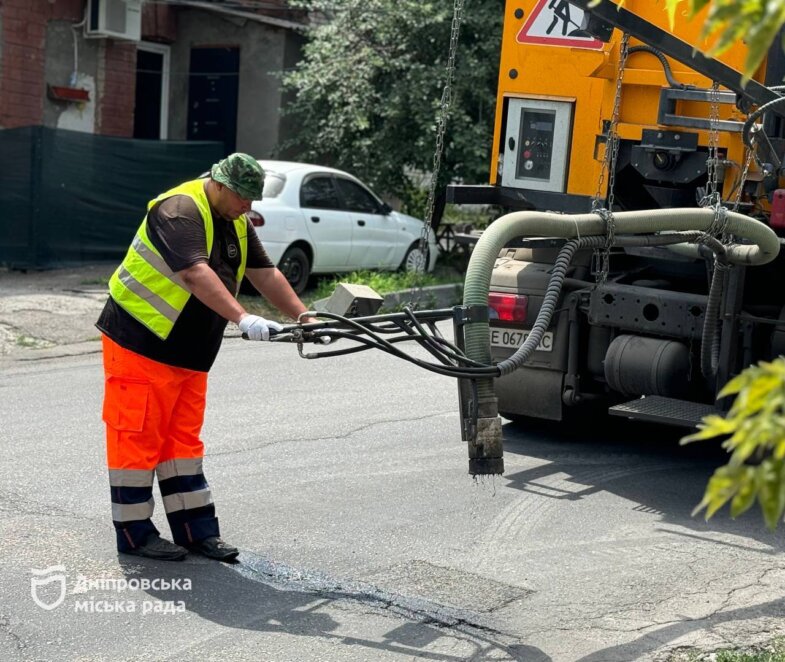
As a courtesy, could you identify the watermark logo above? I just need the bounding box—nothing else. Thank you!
[30,565,191,615]
[30,566,67,611]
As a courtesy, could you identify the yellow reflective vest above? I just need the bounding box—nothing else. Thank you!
[108,179,248,340]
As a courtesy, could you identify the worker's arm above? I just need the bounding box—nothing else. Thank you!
[178,262,247,323]
[244,267,314,321]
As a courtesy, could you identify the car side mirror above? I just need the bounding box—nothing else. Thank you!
[380,202,393,215]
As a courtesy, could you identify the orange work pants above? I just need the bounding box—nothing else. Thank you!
[102,335,220,551]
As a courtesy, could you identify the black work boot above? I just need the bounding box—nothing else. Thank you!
[187,536,239,562]
[122,534,188,561]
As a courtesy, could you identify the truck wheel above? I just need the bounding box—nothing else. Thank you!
[279,246,310,294]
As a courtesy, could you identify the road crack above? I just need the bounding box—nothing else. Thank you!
[209,410,456,457]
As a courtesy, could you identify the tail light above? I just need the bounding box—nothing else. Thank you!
[247,210,265,227]
[488,292,528,323]
[771,189,785,229]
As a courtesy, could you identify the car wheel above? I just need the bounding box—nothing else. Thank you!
[279,246,310,294]
[401,242,428,273]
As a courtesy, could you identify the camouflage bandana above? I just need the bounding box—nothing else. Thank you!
[210,153,265,200]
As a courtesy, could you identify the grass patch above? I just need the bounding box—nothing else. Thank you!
[15,335,56,349]
[441,204,503,231]
[310,269,459,301]
[238,265,464,320]
[80,277,110,286]
[673,639,785,662]
[713,646,785,662]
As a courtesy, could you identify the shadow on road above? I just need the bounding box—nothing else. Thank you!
[119,556,550,661]
[500,415,785,550]
[574,597,785,662]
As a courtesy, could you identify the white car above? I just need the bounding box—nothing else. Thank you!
[244,161,438,293]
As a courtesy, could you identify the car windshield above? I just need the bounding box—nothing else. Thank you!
[262,171,285,199]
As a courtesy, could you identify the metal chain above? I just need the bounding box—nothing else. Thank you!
[593,32,630,285]
[701,81,729,241]
[418,0,465,272]
[704,81,721,206]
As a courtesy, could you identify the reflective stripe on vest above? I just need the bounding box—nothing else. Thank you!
[108,179,248,340]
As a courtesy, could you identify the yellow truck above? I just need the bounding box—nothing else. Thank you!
[449,0,785,428]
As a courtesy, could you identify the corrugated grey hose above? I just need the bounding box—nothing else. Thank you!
[701,256,731,379]
[497,232,706,376]
[462,208,780,404]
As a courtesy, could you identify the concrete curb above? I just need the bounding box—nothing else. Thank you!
[312,283,463,314]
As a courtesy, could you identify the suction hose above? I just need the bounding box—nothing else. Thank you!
[461,208,779,476]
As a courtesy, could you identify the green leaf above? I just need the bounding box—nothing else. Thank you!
[689,0,710,16]
[681,414,736,444]
[729,467,757,518]
[718,371,751,399]
[664,0,682,28]
[701,465,745,519]
[757,459,785,530]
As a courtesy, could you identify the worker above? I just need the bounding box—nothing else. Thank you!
[96,153,317,562]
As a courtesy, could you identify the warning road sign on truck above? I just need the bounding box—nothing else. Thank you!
[516,0,604,49]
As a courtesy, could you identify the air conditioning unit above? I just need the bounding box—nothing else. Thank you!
[85,0,142,41]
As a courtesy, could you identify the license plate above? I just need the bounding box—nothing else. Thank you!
[490,328,553,352]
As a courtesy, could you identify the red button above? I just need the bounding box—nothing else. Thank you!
[523,150,531,158]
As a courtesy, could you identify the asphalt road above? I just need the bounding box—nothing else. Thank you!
[1,331,784,661]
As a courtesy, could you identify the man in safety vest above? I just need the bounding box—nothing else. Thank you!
[96,153,314,562]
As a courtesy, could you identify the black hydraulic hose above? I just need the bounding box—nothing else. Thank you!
[426,321,444,340]
[401,308,455,366]
[394,312,476,364]
[303,311,500,378]
[409,335,457,366]
[427,336,491,367]
[628,45,688,89]
[304,326,486,369]
[742,93,785,151]
[400,309,489,368]
[323,307,479,367]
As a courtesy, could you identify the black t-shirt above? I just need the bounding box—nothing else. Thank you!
[96,193,274,372]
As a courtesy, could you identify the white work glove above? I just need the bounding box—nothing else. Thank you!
[238,314,283,341]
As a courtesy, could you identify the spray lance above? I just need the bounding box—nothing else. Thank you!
[246,208,780,478]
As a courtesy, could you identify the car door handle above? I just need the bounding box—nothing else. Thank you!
[310,216,320,223]
[357,220,366,226]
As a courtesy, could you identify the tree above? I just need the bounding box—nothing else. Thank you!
[281,0,502,212]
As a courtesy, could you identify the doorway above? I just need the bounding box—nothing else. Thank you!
[187,47,239,153]
[133,42,170,140]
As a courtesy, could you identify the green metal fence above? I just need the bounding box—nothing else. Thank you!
[0,127,224,269]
